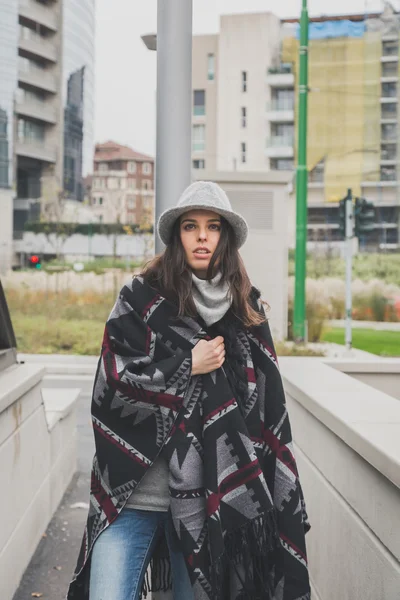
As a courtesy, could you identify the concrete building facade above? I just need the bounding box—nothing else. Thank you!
[90,141,155,226]
[192,8,400,250]
[0,0,96,259]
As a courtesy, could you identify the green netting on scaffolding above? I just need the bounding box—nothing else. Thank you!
[282,25,382,202]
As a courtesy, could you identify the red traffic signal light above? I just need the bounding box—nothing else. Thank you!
[28,255,42,269]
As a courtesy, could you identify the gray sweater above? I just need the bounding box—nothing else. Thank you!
[125,452,170,511]
[126,273,231,512]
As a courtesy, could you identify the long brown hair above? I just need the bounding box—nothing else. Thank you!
[140,216,268,329]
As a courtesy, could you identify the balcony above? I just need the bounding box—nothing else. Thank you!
[265,135,294,158]
[18,66,57,94]
[19,0,58,33]
[266,100,294,123]
[266,66,294,88]
[16,138,57,163]
[16,99,56,125]
[19,34,57,64]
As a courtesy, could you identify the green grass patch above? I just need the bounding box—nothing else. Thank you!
[321,327,400,356]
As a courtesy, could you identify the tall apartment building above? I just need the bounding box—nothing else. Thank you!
[192,8,400,248]
[90,141,155,226]
[0,0,95,259]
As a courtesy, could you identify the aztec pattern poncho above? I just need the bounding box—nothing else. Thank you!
[67,275,311,600]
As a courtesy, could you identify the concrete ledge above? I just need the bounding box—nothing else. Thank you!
[280,357,400,489]
[42,388,80,431]
[0,364,79,599]
[326,358,400,374]
[0,363,45,414]
[280,357,400,599]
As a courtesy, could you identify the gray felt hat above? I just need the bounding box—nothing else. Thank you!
[157,181,249,248]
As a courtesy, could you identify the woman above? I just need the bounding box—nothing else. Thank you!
[67,181,311,600]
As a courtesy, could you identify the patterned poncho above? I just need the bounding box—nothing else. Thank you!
[67,275,311,600]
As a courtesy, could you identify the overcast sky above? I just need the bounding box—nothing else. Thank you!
[94,0,388,159]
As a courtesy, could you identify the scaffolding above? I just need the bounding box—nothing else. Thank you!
[283,19,382,202]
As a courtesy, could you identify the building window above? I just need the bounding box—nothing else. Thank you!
[382,82,397,98]
[270,158,294,171]
[99,215,103,223]
[194,90,206,116]
[382,40,398,56]
[380,165,396,181]
[142,162,151,175]
[381,144,397,160]
[381,123,397,141]
[127,161,136,174]
[271,89,294,111]
[382,62,398,77]
[381,102,397,119]
[309,161,324,181]
[98,163,108,173]
[93,178,105,189]
[242,71,247,93]
[127,178,136,189]
[127,196,136,209]
[270,123,294,146]
[193,159,205,169]
[241,107,247,128]
[108,177,118,189]
[193,125,205,152]
[142,180,152,191]
[17,118,45,142]
[241,142,246,163]
[207,53,215,81]
[98,196,103,205]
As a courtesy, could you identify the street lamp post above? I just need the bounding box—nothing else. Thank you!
[293,0,309,342]
[142,0,193,254]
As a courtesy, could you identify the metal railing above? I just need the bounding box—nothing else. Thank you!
[266,135,294,148]
[267,63,292,75]
[193,106,205,116]
[267,100,294,112]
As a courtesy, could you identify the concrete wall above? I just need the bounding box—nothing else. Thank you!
[217,12,281,171]
[0,363,79,600]
[13,230,151,261]
[327,359,400,401]
[280,357,400,599]
[194,170,290,339]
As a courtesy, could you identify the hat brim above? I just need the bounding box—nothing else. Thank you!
[157,204,249,248]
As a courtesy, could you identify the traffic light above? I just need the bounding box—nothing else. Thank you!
[338,198,346,239]
[28,255,42,269]
[354,197,375,238]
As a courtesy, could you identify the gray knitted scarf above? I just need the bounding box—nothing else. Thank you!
[191,271,232,326]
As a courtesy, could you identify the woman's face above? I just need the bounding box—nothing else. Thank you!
[179,209,222,278]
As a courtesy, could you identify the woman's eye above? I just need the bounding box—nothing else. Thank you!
[183,224,195,230]
[210,224,221,231]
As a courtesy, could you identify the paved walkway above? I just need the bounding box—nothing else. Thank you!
[328,319,400,331]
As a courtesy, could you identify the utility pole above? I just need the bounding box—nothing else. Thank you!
[154,0,193,253]
[293,0,309,342]
[344,189,353,352]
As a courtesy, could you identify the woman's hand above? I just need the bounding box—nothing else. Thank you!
[191,336,225,375]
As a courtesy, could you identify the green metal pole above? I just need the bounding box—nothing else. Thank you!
[293,0,309,342]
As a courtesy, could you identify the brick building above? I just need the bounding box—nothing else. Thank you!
[90,141,154,225]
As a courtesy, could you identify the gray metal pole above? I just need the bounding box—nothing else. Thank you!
[155,0,193,253]
[345,189,353,352]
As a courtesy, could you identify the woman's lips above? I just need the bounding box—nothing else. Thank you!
[193,251,211,260]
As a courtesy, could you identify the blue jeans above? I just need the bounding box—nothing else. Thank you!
[89,508,193,600]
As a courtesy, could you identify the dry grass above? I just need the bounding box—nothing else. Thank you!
[5,288,113,355]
